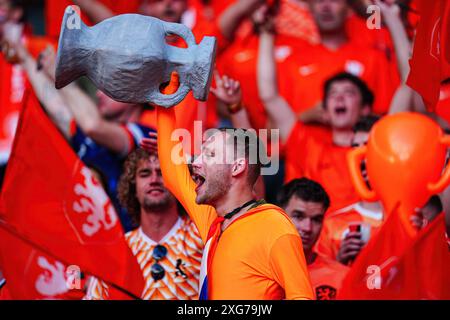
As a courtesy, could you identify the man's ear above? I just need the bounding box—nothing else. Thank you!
[231,158,247,178]
[361,104,371,116]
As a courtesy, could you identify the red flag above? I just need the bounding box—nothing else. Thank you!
[407,0,450,110]
[0,226,88,300]
[0,93,144,299]
[338,213,450,299]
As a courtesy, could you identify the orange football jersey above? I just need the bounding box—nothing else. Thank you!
[308,254,349,300]
[85,216,203,300]
[315,203,384,261]
[157,106,314,300]
[285,122,360,212]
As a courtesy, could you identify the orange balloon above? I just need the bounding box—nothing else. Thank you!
[348,112,450,236]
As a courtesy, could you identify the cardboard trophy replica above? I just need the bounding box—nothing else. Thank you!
[347,112,450,236]
[55,6,217,107]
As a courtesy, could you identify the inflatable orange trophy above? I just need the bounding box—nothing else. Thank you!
[347,112,450,237]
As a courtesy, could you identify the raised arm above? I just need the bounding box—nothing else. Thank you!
[14,44,72,138]
[218,0,265,42]
[38,47,135,155]
[59,85,134,155]
[72,0,114,24]
[376,0,411,81]
[376,0,415,115]
[156,74,217,242]
[257,30,296,142]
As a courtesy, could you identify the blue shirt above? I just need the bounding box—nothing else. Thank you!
[71,122,155,232]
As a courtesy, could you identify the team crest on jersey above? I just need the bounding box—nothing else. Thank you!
[315,285,337,300]
[65,164,120,244]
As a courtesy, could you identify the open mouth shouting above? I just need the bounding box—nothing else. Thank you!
[334,105,348,116]
[191,172,206,193]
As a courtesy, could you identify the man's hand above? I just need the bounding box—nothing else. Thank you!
[37,45,57,81]
[1,22,26,63]
[374,0,401,21]
[336,232,365,265]
[140,132,158,154]
[298,102,330,125]
[210,71,242,107]
[252,3,276,34]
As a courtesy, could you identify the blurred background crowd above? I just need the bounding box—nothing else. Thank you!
[0,0,449,300]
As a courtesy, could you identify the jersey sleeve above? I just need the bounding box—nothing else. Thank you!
[157,106,217,243]
[83,277,109,300]
[269,234,315,300]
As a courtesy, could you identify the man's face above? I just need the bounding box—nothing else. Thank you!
[326,80,368,130]
[96,90,134,120]
[284,196,325,251]
[191,132,233,206]
[135,154,175,211]
[139,0,187,23]
[308,0,348,33]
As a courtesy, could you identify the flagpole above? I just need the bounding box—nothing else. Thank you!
[0,219,142,300]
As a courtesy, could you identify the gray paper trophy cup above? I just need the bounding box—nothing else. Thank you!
[55,6,217,107]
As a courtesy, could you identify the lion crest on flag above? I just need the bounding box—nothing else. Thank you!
[65,165,120,244]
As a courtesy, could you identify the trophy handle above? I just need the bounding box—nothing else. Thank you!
[347,146,378,201]
[149,82,191,108]
[428,135,450,193]
[163,22,196,47]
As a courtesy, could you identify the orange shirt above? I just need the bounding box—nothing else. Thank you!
[283,39,400,116]
[157,107,314,300]
[218,33,308,131]
[285,122,359,211]
[315,203,384,261]
[308,254,349,300]
[85,216,203,300]
[346,14,397,60]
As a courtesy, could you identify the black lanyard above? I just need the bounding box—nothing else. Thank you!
[223,199,266,220]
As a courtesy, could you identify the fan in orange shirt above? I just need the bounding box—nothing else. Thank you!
[143,72,314,300]
[257,22,378,211]
[315,117,444,265]
[282,0,400,117]
[217,0,319,131]
[277,178,349,300]
[311,115,384,265]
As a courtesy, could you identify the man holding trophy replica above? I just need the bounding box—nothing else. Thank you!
[54,6,314,300]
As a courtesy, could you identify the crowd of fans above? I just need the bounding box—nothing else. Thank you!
[0,0,449,300]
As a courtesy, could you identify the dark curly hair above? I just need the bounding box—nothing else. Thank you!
[118,148,151,226]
